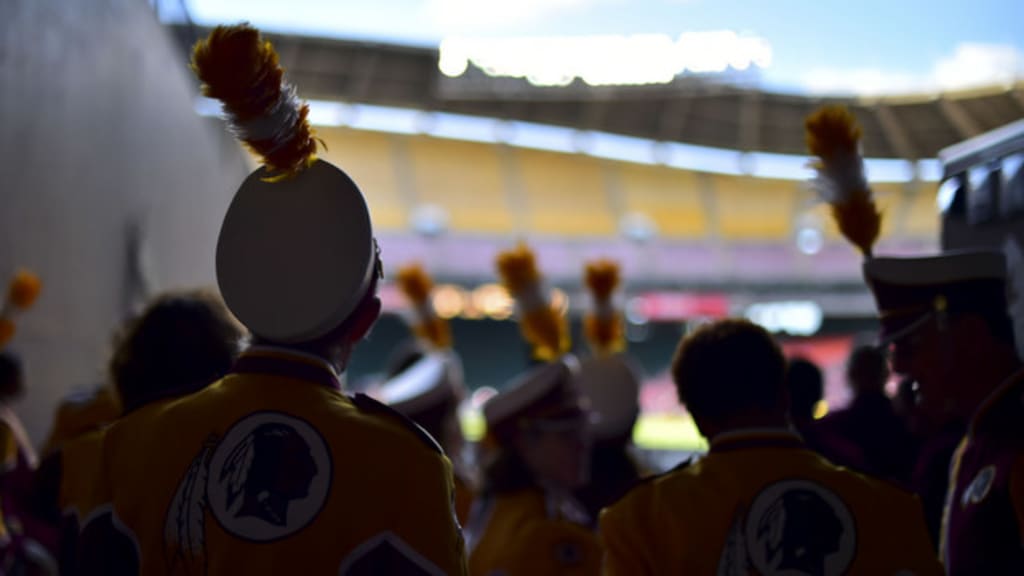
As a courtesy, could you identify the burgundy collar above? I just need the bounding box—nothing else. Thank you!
[969,367,1024,437]
[709,428,805,454]
[231,346,342,391]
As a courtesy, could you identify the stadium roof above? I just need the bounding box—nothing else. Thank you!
[169,24,1024,162]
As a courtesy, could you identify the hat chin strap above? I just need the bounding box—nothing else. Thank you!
[878,311,936,348]
[879,295,951,347]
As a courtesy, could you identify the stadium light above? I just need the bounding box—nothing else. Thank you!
[795,211,825,255]
[745,301,824,336]
[432,285,466,319]
[620,212,659,244]
[410,204,450,238]
[551,287,570,317]
[472,284,514,320]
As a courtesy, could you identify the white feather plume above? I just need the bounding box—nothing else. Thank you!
[809,149,868,205]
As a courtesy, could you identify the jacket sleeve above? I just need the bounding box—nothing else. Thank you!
[1011,454,1024,546]
[338,448,468,576]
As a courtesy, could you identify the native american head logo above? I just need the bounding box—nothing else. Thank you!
[207,412,332,542]
[164,411,332,571]
[220,422,320,527]
[718,480,856,576]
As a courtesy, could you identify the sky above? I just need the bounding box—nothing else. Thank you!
[162,0,1024,95]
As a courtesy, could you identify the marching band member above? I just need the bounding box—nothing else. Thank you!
[573,259,647,519]
[600,319,943,575]
[379,263,477,524]
[74,24,467,575]
[40,289,242,573]
[466,244,600,576]
[40,382,120,458]
[808,105,1024,574]
[0,270,56,573]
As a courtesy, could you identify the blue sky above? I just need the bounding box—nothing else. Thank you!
[163,0,1024,94]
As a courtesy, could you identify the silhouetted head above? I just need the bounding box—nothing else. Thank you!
[672,319,787,438]
[846,345,889,396]
[109,289,243,412]
[786,357,823,424]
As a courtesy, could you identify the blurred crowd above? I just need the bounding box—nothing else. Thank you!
[0,23,1020,576]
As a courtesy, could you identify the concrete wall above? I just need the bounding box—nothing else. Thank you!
[0,0,249,443]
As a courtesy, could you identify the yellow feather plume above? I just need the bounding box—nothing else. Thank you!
[191,24,318,177]
[396,264,433,307]
[395,263,452,349]
[8,270,41,310]
[584,260,620,301]
[583,260,625,356]
[0,319,14,349]
[805,105,861,161]
[517,307,570,362]
[805,105,882,258]
[0,269,41,349]
[495,244,569,361]
[495,244,541,297]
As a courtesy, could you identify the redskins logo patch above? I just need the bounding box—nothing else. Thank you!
[206,412,332,542]
[718,480,856,576]
[961,465,996,508]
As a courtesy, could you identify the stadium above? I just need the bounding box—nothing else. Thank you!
[3,1,1023,455]
[3,1,1024,573]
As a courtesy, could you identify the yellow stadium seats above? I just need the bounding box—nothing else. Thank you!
[515,149,617,236]
[713,176,799,240]
[617,164,707,238]
[313,127,938,242]
[905,183,941,237]
[406,137,515,234]
[316,128,407,231]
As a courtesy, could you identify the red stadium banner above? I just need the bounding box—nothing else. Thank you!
[629,292,730,321]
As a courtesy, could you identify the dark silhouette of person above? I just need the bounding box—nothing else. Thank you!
[818,346,916,485]
[786,357,863,470]
[223,423,319,527]
[756,487,844,576]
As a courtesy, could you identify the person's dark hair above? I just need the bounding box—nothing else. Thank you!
[110,289,243,413]
[671,319,786,423]
[786,357,824,423]
[846,345,890,394]
[0,352,24,403]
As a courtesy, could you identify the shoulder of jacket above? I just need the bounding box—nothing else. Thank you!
[350,393,444,456]
[604,456,694,513]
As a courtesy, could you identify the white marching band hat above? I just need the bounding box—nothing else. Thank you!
[378,352,465,417]
[863,250,1009,344]
[194,24,379,343]
[803,106,1011,346]
[217,161,377,342]
[483,356,584,434]
[576,354,641,441]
